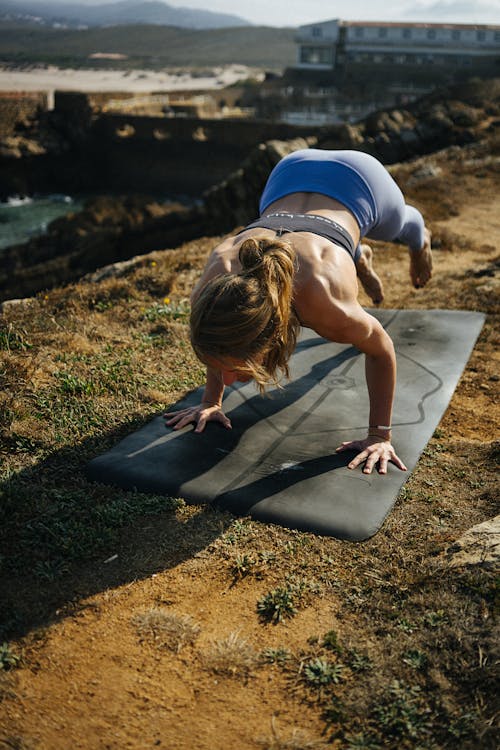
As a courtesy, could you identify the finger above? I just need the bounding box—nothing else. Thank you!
[218,414,232,429]
[163,409,187,419]
[362,454,379,474]
[165,414,184,425]
[173,414,196,430]
[194,414,207,433]
[165,410,193,426]
[390,454,408,471]
[347,451,368,469]
[378,456,388,475]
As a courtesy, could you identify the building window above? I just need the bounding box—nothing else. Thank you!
[427,29,436,39]
[477,30,486,41]
[300,46,333,66]
[495,31,500,41]
[378,28,387,38]
[403,28,412,39]
[452,30,461,40]
[312,26,322,38]
[355,27,364,38]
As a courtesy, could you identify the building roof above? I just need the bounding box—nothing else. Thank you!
[304,19,500,31]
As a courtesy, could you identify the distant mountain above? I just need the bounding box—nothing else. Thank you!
[0,0,250,29]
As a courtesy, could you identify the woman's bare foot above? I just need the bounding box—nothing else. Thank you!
[410,228,433,288]
[356,243,384,304]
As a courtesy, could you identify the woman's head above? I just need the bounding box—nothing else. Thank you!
[190,236,299,392]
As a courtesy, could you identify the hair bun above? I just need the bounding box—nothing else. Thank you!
[239,238,264,270]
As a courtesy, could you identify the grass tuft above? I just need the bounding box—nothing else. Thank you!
[259,717,327,749]
[133,608,200,653]
[203,632,258,677]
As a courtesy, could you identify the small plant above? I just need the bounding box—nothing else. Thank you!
[372,680,432,741]
[321,630,343,655]
[258,587,297,623]
[133,608,200,653]
[259,550,277,566]
[347,648,373,673]
[258,578,321,624]
[203,632,258,677]
[423,610,448,628]
[261,647,292,666]
[447,711,477,741]
[230,553,256,580]
[396,617,416,633]
[55,371,95,396]
[402,649,428,670]
[343,731,381,749]
[303,657,344,687]
[0,325,32,351]
[143,299,190,322]
[0,643,21,671]
[34,558,69,581]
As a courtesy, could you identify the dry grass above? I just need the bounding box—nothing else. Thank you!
[202,631,259,677]
[132,608,201,652]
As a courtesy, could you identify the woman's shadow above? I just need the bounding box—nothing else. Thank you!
[1,340,359,642]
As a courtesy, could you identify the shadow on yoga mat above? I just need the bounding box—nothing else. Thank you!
[86,309,484,541]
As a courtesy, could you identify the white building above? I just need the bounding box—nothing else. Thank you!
[295,20,500,77]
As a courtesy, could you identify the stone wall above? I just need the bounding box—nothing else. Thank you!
[0,91,49,139]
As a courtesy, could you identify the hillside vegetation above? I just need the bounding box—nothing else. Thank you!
[0,22,295,67]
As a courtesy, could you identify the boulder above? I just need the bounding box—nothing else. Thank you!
[439,516,500,570]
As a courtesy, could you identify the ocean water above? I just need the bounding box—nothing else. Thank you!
[0,194,85,250]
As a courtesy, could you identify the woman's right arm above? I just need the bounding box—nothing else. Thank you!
[164,367,232,432]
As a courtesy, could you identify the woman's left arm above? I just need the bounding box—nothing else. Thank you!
[311,296,407,475]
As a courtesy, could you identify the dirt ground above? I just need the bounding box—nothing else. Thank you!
[0,136,499,750]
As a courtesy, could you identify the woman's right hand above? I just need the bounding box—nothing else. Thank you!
[164,402,232,433]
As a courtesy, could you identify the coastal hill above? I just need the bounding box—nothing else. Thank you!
[0,0,250,29]
[0,83,498,746]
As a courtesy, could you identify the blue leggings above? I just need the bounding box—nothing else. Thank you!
[259,149,426,260]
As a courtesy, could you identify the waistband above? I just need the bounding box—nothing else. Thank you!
[241,212,356,260]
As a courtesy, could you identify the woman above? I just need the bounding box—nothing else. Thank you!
[165,149,433,475]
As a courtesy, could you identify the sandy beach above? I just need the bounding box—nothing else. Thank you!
[0,64,261,93]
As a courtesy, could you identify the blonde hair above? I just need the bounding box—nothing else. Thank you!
[190,236,300,392]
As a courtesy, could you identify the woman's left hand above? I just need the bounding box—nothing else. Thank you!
[336,437,407,475]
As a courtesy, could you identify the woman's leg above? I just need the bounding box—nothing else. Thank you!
[355,243,385,304]
[331,151,432,288]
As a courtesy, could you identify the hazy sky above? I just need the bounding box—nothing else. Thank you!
[170,0,500,27]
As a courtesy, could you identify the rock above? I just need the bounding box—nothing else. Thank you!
[82,256,145,283]
[0,297,36,314]
[399,128,420,147]
[407,163,443,186]
[439,516,500,569]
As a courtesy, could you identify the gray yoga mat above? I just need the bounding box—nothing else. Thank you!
[86,309,484,540]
